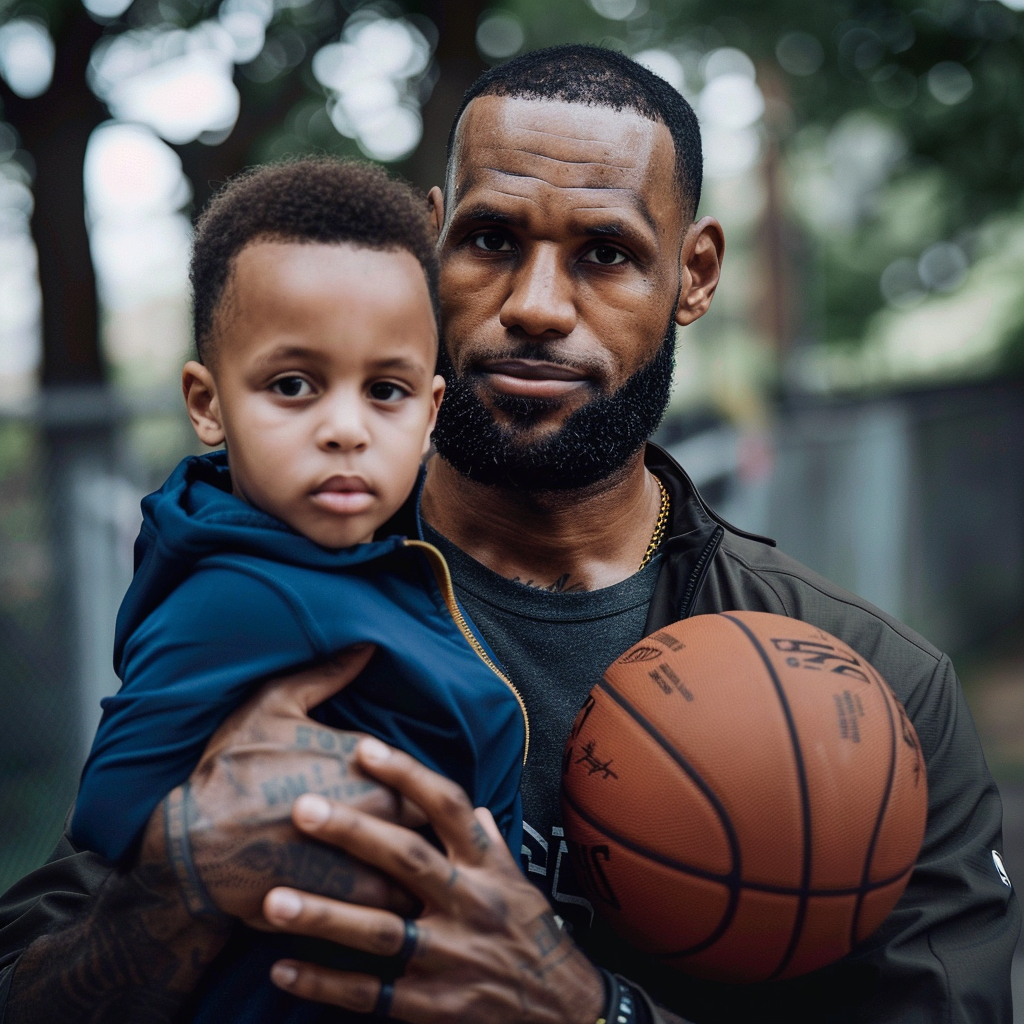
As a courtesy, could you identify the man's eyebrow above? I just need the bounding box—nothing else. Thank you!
[450,204,528,229]
[572,209,659,252]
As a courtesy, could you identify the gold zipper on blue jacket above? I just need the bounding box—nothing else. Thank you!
[404,539,530,764]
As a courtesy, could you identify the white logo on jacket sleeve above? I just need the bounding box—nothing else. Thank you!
[993,849,1012,889]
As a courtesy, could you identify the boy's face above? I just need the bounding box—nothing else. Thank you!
[183,240,444,548]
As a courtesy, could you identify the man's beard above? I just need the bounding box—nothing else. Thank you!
[432,323,676,492]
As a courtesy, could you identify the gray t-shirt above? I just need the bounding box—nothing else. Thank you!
[422,521,661,937]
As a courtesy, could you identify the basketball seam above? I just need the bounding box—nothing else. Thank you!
[589,678,744,956]
[851,661,899,950]
[721,613,813,982]
[562,784,915,896]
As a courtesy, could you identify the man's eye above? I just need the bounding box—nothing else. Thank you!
[271,376,312,398]
[584,246,627,266]
[473,232,513,253]
[369,381,408,402]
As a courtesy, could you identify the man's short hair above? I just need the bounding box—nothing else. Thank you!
[448,45,703,220]
[191,158,438,363]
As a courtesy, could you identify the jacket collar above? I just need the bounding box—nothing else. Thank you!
[644,442,774,632]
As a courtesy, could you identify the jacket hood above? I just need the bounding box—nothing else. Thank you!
[114,451,411,671]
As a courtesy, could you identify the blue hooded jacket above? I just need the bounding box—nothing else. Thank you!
[70,451,527,1022]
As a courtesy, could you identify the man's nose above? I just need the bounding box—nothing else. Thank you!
[314,394,371,452]
[499,245,577,338]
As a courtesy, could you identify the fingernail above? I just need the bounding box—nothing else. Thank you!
[359,737,391,764]
[294,793,330,827]
[266,889,302,921]
[271,963,299,987]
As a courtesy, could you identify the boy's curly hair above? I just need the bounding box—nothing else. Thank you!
[191,158,438,363]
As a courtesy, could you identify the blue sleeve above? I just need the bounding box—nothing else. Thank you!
[71,565,325,864]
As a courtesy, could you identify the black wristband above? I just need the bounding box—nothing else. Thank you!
[596,970,653,1024]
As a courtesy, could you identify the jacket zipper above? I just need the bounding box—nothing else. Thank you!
[403,539,530,764]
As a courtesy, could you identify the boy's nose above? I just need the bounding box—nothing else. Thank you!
[315,398,371,452]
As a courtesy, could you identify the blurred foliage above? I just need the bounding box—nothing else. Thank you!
[493,0,1024,349]
[0,0,1023,357]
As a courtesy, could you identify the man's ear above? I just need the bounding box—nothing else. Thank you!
[182,361,226,448]
[428,187,444,243]
[423,373,446,456]
[676,217,725,327]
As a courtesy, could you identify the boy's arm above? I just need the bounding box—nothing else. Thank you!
[2,649,416,1024]
[72,566,330,864]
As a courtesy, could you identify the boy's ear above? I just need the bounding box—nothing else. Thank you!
[423,373,446,456]
[182,361,226,448]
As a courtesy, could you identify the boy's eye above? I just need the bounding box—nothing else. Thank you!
[473,231,513,253]
[582,245,627,266]
[271,376,313,398]
[369,381,408,403]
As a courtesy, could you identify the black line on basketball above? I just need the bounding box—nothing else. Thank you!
[564,774,912,899]
[593,678,744,951]
[562,788,731,957]
[851,661,899,948]
[721,613,814,982]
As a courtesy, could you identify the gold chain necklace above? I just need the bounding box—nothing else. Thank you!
[637,476,670,572]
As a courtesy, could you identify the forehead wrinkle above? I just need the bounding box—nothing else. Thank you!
[511,151,634,169]
[487,175,658,234]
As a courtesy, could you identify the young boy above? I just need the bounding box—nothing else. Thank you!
[69,159,528,1019]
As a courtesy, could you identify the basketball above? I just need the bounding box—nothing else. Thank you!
[560,611,928,984]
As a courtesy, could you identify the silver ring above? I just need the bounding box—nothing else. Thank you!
[374,980,395,1018]
[396,919,418,966]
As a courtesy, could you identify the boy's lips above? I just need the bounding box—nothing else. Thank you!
[477,359,592,399]
[310,476,375,515]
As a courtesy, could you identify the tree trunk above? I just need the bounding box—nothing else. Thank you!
[1,6,108,387]
[406,0,488,192]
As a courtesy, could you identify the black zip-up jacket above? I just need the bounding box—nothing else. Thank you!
[0,444,1017,1023]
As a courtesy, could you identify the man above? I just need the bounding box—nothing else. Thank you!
[0,45,1017,1024]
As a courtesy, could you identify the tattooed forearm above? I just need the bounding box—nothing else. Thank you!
[165,784,222,919]
[6,861,229,1024]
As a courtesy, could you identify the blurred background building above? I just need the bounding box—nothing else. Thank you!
[1,0,1024,1006]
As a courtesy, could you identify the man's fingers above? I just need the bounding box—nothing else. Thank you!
[270,961,387,1016]
[275,643,376,714]
[292,794,461,905]
[355,738,506,866]
[263,887,409,957]
[474,807,504,848]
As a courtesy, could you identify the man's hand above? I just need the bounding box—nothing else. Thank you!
[262,738,605,1024]
[7,646,417,1024]
[148,643,419,928]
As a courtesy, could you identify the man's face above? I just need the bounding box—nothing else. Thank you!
[431,96,690,491]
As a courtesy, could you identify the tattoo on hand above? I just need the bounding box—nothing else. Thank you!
[470,820,491,853]
[234,839,361,902]
[532,913,564,958]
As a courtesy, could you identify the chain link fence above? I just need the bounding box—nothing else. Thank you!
[0,393,195,892]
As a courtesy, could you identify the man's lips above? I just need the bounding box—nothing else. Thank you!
[477,359,592,399]
[310,476,375,514]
